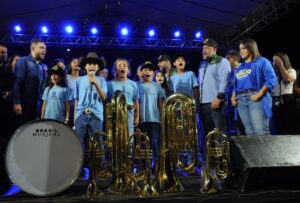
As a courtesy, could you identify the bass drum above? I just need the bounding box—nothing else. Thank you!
[5,119,83,196]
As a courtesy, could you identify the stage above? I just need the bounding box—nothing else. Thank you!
[2,175,300,203]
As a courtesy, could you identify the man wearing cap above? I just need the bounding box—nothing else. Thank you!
[198,38,231,136]
[74,55,107,143]
[12,39,47,126]
[137,61,165,170]
[157,54,176,81]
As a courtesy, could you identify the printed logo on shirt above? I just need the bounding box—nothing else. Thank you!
[236,69,251,80]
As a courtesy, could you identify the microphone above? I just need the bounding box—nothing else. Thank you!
[89,71,95,91]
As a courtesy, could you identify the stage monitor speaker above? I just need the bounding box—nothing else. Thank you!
[230,135,300,192]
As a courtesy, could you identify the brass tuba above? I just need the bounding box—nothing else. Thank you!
[85,91,157,197]
[200,128,230,193]
[155,93,198,192]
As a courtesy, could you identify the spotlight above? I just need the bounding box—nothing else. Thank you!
[121,27,128,36]
[174,30,181,38]
[65,25,73,34]
[41,26,48,34]
[148,29,155,37]
[14,25,22,33]
[67,48,70,52]
[195,31,202,39]
[91,27,98,35]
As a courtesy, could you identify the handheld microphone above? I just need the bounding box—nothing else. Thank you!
[89,71,95,91]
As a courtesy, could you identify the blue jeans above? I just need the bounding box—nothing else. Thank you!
[75,113,103,143]
[237,92,269,135]
[139,122,161,163]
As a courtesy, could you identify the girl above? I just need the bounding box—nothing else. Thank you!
[107,58,139,135]
[153,70,171,97]
[41,66,72,124]
[66,58,80,126]
[271,52,297,134]
[231,39,277,136]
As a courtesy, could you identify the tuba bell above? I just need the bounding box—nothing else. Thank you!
[155,93,198,192]
[200,128,230,193]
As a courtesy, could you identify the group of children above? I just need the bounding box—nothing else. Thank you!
[41,54,198,167]
[41,55,198,167]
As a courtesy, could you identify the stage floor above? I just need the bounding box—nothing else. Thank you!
[2,175,300,203]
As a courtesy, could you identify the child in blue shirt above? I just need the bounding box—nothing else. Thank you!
[107,58,139,135]
[41,66,72,123]
[170,54,199,102]
[138,61,165,168]
[74,56,107,143]
[170,54,199,166]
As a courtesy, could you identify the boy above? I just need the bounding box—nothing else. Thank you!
[74,56,107,144]
[170,54,199,101]
[137,61,165,169]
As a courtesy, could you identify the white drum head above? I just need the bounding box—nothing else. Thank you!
[5,120,83,196]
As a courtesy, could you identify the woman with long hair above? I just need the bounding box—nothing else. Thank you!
[271,52,297,134]
[231,39,277,135]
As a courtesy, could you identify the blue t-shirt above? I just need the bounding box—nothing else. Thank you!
[42,86,72,122]
[74,76,107,121]
[138,82,165,123]
[107,79,139,106]
[66,75,79,106]
[169,71,198,98]
[235,62,256,93]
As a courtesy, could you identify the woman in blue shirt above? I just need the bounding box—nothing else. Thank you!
[231,39,277,135]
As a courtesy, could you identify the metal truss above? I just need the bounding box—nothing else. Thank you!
[0,34,204,49]
[223,0,299,42]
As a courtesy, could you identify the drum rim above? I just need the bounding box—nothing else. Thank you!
[5,119,84,196]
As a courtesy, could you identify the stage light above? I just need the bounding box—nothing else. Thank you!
[41,26,48,34]
[148,29,155,37]
[14,25,22,33]
[121,27,128,36]
[174,30,181,38]
[65,25,73,34]
[67,48,70,52]
[195,31,202,39]
[91,27,98,35]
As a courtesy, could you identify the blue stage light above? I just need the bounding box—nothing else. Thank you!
[14,25,22,33]
[121,27,128,36]
[91,27,98,35]
[148,29,155,37]
[174,30,181,38]
[41,26,48,34]
[65,25,73,34]
[195,31,202,39]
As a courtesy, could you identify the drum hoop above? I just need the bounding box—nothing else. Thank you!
[5,119,84,196]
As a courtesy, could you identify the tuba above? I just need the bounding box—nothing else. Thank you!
[155,93,198,192]
[200,128,230,193]
[85,91,157,197]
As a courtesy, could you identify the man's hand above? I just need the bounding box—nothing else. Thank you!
[211,98,222,110]
[14,104,22,115]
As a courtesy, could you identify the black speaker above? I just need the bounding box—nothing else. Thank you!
[230,135,300,192]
